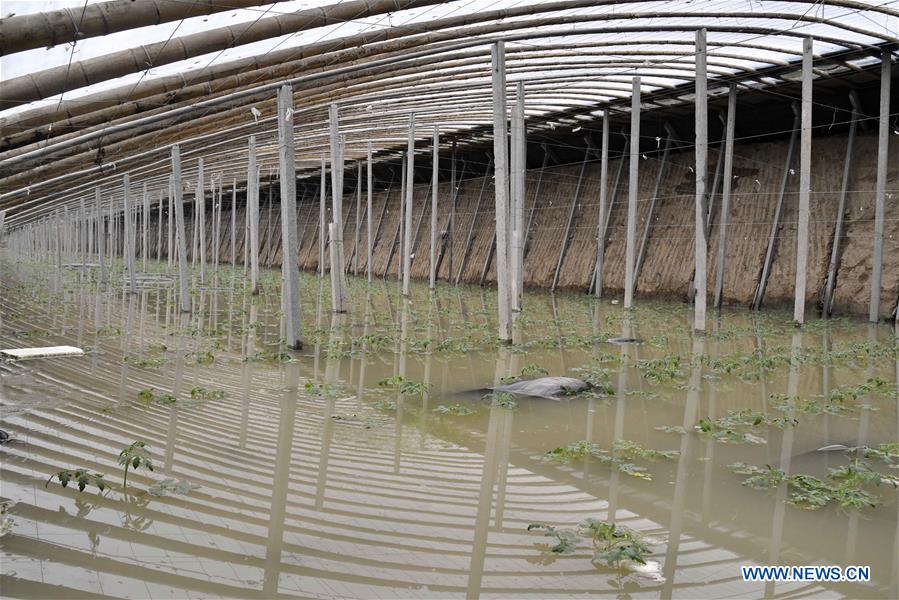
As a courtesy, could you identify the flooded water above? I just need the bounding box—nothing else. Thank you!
[1,256,897,599]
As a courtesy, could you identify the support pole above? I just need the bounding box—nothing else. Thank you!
[624,77,641,309]
[492,40,511,342]
[328,103,347,312]
[367,142,373,284]
[752,104,800,311]
[694,28,709,332]
[172,146,190,311]
[714,84,737,309]
[593,110,610,298]
[167,179,173,273]
[141,182,149,272]
[230,178,237,268]
[248,136,260,294]
[353,161,362,276]
[123,173,137,294]
[511,81,525,309]
[430,126,439,289]
[278,84,302,350]
[793,37,813,325]
[403,113,415,296]
[156,190,163,261]
[96,188,105,281]
[869,48,891,323]
[320,155,327,276]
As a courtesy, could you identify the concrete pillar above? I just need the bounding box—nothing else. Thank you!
[624,77,641,309]
[230,178,237,267]
[167,177,174,272]
[142,181,149,272]
[714,84,737,309]
[367,142,373,284]
[171,145,190,312]
[320,155,327,276]
[694,28,709,331]
[123,173,137,294]
[403,113,415,296]
[96,188,105,281]
[197,157,207,284]
[594,110,611,298]
[869,48,891,322]
[328,104,347,311]
[430,126,439,289]
[492,41,511,342]
[277,84,302,349]
[511,81,525,310]
[248,136,260,294]
[354,161,362,276]
[793,36,813,324]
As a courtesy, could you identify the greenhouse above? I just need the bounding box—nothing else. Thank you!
[0,0,897,598]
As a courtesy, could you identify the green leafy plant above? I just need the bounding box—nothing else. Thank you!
[136,388,177,406]
[432,404,474,416]
[378,375,431,397]
[45,469,108,493]
[527,519,653,570]
[636,354,683,383]
[190,387,226,402]
[484,391,518,409]
[118,441,154,490]
[544,440,676,481]
[526,523,579,554]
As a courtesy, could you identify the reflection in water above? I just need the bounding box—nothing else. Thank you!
[0,259,896,599]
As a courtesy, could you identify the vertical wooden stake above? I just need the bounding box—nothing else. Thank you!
[278,84,302,349]
[694,29,709,332]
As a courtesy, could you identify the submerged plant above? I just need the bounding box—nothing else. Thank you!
[46,469,108,493]
[118,441,154,491]
[432,404,474,416]
[527,519,653,570]
[137,388,177,406]
[190,387,226,402]
[484,391,518,409]
[544,439,676,481]
[636,354,683,383]
[526,523,580,554]
[377,375,430,398]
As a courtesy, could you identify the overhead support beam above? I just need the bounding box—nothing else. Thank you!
[171,145,190,312]
[624,77,641,310]
[793,36,813,325]
[277,84,302,350]
[713,83,737,309]
[492,40,511,343]
[694,28,709,332]
[869,48,891,323]
[403,113,415,297]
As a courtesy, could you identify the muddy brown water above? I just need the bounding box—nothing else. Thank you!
[1,258,897,599]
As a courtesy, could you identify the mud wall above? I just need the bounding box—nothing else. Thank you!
[146,130,897,319]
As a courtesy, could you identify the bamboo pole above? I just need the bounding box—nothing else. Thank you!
[793,36,813,325]
[624,77,640,309]
[402,113,415,296]
[694,29,708,332]
[714,83,737,310]
[492,41,511,342]
[869,48,891,323]
[278,84,302,349]
[172,145,190,311]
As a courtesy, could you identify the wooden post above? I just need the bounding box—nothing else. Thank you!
[593,110,610,298]
[248,136,260,294]
[430,126,439,289]
[624,77,641,309]
[869,48,891,322]
[123,173,138,294]
[694,29,709,332]
[714,84,737,309]
[492,41,511,342]
[172,145,190,311]
[402,113,415,296]
[278,84,302,349]
[793,36,813,325]
[367,141,373,284]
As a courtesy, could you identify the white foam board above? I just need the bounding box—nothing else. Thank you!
[1,346,84,359]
